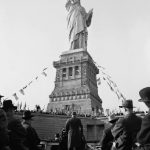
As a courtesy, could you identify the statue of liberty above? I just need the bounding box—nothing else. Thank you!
[65,0,93,50]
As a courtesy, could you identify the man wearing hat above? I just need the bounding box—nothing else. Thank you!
[111,100,142,150]
[65,111,84,150]
[99,113,118,150]
[22,110,40,150]
[2,100,27,150]
[135,87,150,150]
[0,108,10,150]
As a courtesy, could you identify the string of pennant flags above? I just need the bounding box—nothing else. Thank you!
[11,61,125,104]
[12,67,49,101]
[94,61,126,102]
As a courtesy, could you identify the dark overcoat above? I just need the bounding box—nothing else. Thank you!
[22,122,40,150]
[100,124,114,150]
[0,109,10,149]
[65,117,83,150]
[0,128,10,150]
[112,113,142,150]
[8,118,27,150]
[136,112,150,150]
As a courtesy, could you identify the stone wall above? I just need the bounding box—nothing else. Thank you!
[17,113,105,142]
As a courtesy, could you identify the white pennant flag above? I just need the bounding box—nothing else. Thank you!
[13,93,19,101]
[35,76,38,80]
[23,102,27,110]
[23,85,27,89]
[43,67,48,71]
[42,71,47,77]
[20,89,25,95]
[28,81,33,86]
[97,77,101,85]
[17,102,20,110]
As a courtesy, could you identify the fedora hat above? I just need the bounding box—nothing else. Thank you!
[138,87,150,102]
[119,100,135,108]
[108,114,118,123]
[2,100,17,111]
[22,110,34,120]
[0,95,4,99]
[72,111,77,116]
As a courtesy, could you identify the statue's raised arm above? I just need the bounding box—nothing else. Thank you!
[65,0,93,50]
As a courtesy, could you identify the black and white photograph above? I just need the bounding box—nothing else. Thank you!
[0,0,150,150]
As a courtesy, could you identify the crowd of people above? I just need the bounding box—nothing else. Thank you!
[99,87,150,150]
[1,86,150,150]
[44,111,95,118]
[0,100,41,150]
[0,100,87,150]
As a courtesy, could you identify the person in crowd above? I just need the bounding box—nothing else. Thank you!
[135,87,150,150]
[65,111,84,150]
[99,113,118,150]
[2,100,27,150]
[59,128,68,150]
[0,108,10,150]
[22,110,41,150]
[54,133,60,142]
[111,99,142,150]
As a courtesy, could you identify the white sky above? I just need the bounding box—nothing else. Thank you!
[0,0,150,111]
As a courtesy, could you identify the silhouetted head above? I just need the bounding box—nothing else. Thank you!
[2,100,17,112]
[119,99,135,114]
[119,99,135,109]
[22,110,34,120]
[139,87,150,108]
[72,111,77,117]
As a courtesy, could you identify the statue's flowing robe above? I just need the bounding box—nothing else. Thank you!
[66,2,87,50]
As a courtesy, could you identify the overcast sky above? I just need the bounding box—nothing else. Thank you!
[0,0,150,111]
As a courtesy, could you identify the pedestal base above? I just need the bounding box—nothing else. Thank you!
[47,49,102,115]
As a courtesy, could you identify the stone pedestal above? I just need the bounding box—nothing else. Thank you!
[47,48,102,115]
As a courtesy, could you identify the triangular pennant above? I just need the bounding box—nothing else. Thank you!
[107,82,114,91]
[116,91,121,99]
[35,76,38,80]
[103,77,106,80]
[112,81,117,87]
[28,81,33,86]
[20,102,22,110]
[98,65,105,70]
[20,89,25,95]
[23,85,27,89]
[120,93,126,100]
[23,102,26,110]
[13,93,19,101]
[97,77,101,85]
[17,102,20,109]
[43,67,48,71]
[42,71,47,77]
[107,78,117,88]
